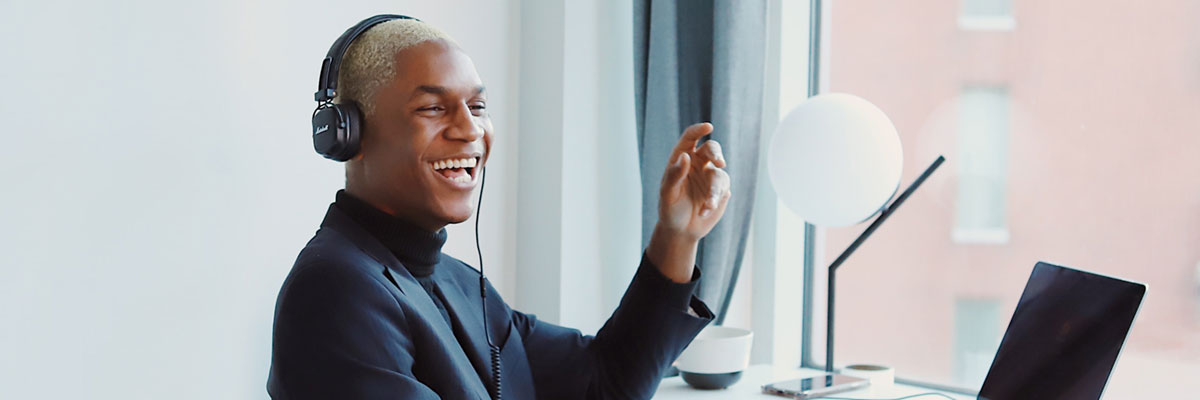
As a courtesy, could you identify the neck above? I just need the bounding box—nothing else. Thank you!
[334,189,448,276]
[344,184,445,233]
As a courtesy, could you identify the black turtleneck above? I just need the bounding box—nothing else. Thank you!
[334,190,447,277]
[334,189,455,327]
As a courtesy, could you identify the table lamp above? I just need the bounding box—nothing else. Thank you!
[767,93,945,382]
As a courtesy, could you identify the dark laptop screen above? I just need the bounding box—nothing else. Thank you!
[977,262,1145,400]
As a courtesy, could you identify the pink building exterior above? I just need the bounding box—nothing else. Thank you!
[820,0,1200,388]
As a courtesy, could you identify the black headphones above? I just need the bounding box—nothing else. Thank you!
[312,14,418,162]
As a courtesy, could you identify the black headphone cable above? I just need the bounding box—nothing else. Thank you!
[475,166,502,400]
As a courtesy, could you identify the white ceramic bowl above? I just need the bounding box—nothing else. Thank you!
[674,326,753,389]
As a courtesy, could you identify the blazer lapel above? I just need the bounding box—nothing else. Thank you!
[431,269,504,384]
[319,205,491,399]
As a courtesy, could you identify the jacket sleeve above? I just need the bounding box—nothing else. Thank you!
[515,252,715,399]
[267,262,440,399]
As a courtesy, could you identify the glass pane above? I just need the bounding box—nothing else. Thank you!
[961,0,1012,18]
[810,0,1200,396]
[955,86,1009,236]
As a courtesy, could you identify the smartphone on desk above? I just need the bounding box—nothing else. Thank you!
[762,374,869,399]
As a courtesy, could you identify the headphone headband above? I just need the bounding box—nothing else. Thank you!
[311,13,419,162]
[315,14,418,102]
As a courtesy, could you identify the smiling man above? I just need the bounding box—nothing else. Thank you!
[267,16,732,399]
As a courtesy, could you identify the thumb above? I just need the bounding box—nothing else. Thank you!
[661,152,691,202]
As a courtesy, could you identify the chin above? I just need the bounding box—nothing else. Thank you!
[438,204,475,225]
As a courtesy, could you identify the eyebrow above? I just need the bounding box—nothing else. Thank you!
[411,85,486,99]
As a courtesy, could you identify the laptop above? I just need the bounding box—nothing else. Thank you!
[977,261,1146,400]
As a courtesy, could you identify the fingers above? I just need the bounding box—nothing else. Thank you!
[710,185,732,219]
[661,121,732,223]
[660,152,692,203]
[698,165,731,217]
[693,140,726,169]
[672,122,714,156]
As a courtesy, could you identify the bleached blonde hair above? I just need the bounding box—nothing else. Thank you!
[335,19,457,116]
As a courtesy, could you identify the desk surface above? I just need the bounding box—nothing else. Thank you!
[653,365,975,399]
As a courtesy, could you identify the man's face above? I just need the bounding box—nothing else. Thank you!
[351,40,492,231]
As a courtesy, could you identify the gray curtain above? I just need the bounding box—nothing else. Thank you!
[634,0,767,324]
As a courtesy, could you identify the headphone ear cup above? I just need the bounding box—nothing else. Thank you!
[311,102,363,162]
[338,102,363,160]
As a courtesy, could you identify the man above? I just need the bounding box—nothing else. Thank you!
[268,17,732,399]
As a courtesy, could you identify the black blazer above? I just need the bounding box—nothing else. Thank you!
[267,205,714,399]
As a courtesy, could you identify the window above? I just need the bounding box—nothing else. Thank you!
[959,0,1015,30]
[952,298,1002,387]
[797,1,1200,397]
[953,86,1009,244]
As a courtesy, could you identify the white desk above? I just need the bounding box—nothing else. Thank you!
[654,365,975,399]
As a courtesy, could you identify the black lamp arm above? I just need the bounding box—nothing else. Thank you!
[824,155,945,373]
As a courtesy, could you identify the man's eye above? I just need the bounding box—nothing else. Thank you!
[418,106,444,112]
[466,104,486,117]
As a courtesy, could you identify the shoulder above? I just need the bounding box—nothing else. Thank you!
[293,225,374,272]
[277,227,398,312]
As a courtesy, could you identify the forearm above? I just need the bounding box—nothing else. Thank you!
[584,254,712,399]
[645,224,700,284]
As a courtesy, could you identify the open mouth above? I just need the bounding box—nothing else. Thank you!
[429,156,480,185]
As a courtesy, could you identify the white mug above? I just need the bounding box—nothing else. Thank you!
[674,326,753,389]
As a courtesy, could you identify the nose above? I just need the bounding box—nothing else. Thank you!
[446,103,485,142]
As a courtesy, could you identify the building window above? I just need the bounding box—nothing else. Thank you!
[953,298,1004,388]
[959,0,1016,31]
[953,86,1010,244]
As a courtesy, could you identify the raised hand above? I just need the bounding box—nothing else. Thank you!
[646,122,733,283]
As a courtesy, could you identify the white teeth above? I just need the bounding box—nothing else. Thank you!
[431,157,479,170]
[429,157,478,184]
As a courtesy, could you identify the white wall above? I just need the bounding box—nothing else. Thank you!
[0,0,518,398]
[514,0,643,335]
[575,0,644,333]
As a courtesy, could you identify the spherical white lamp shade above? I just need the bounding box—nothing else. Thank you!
[768,93,903,227]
